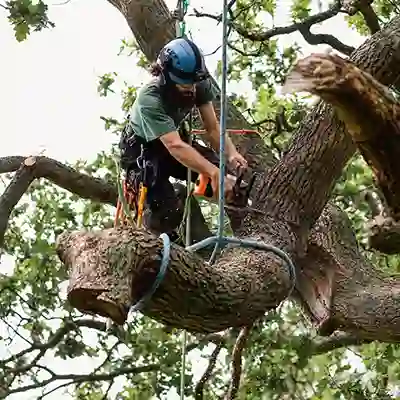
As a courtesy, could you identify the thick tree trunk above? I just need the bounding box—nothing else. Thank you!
[57,3,400,339]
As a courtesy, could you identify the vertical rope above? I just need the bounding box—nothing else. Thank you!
[208,0,229,265]
[175,0,190,396]
[180,114,193,400]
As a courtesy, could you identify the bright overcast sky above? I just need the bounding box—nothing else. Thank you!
[0,0,367,399]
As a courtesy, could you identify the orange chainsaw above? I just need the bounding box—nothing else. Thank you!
[193,170,259,211]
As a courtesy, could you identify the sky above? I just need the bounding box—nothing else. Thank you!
[0,0,369,399]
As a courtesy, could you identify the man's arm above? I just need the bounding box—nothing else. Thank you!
[138,94,219,177]
[198,102,237,157]
[160,131,218,177]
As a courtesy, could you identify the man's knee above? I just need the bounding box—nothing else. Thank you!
[144,182,184,233]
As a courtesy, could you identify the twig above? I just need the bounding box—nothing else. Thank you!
[194,341,224,399]
[224,325,252,400]
[37,380,72,399]
[193,1,355,56]
[101,379,114,400]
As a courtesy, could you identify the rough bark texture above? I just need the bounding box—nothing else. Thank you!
[56,2,400,340]
[304,204,400,342]
[368,215,400,254]
[57,227,292,332]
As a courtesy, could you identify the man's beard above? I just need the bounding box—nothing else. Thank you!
[164,83,196,108]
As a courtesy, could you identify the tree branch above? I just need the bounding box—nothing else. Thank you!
[0,157,36,249]
[310,332,372,355]
[56,226,293,332]
[0,316,226,399]
[194,340,225,399]
[342,0,381,34]
[298,25,355,55]
[224,325,251,400]
[2,364,159,398]
[193,2,355,55]
[283,52,400,219]
[0,155,118,205]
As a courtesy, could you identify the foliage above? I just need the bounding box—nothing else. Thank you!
[2,0,400,399]
[3,0,54,41]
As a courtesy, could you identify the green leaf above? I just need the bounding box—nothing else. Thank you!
[14,21,29,41]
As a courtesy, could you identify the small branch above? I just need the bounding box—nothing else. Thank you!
[0,157,36,249]
[193,2,355,55]
[0,155,118,252]
[224,325,252,400]
[228,41,265,57]
[0,156,117,206]
[1,318,109,369]
[194,341,224,399]
[311,332,372,355]
[101,380,114,400]
[342,0,381,34]
[3,364,159,398]
[298,25,355,55]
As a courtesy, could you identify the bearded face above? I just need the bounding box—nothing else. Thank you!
[165,82,197,108]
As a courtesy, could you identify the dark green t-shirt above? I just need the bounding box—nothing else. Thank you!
[129,78,214,142]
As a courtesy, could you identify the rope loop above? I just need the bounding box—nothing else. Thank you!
[130,233,171,312]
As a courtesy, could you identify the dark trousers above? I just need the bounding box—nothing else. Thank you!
[119,134,220,235]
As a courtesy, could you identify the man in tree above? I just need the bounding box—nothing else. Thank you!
[119,37,248,237]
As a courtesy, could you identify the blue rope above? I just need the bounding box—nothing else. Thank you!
[130,233,171,312]
[199,0,297,296]
[187,235,297,298]
[208,0,229,266]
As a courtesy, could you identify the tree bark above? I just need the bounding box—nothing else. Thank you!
[56,3,400,340]
[57,227,292,332]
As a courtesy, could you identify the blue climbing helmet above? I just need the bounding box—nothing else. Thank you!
[157,38,209,84]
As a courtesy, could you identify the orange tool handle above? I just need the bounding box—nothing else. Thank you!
[136,183,148,228]
[194,174,214,198]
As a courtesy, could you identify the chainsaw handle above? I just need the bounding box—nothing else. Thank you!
[194,174,214,198]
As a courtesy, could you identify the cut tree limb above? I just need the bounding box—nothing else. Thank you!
[283,52,400,220]
[56,226,293,332]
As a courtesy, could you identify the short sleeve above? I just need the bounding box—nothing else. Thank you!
[195,79,215,106]
[136,94,177,141]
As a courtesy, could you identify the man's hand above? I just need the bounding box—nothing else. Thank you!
[228,150,248,173]
[209,170,236,200]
